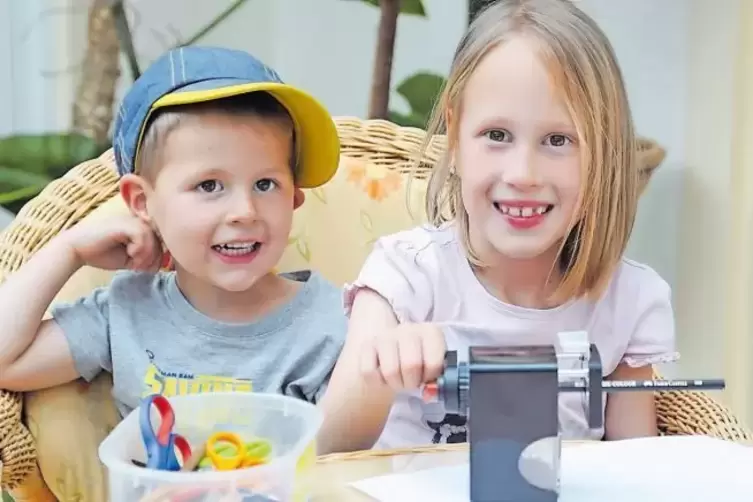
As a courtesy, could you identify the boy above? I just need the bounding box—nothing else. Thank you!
[0,46,346,419]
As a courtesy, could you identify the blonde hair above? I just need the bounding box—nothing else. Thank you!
[419,0,637,302]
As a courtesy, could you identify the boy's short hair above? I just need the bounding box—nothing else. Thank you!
[112,46,340,188]
[137,91,298,180]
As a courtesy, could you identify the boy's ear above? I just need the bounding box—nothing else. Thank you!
[119,174,152,223]
[293,187,305,209]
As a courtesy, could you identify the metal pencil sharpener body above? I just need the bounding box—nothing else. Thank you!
[423,334,603,502]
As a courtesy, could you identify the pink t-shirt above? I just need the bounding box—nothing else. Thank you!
[343,224,679,449]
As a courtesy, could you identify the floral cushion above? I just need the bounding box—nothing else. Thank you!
[278,156,427,283]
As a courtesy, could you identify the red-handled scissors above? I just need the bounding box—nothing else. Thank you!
[139,394,192,471]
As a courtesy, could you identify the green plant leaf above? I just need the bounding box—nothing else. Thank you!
[394,72,446,119]
[0,184,47,205]
[0,166,52,205]
[0,132,109,213]
[388,110,429,129]
[356,0,427,16]
[0,132,108,177]
[0,166,53,187]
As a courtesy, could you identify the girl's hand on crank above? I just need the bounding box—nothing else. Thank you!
[360,323,446,391]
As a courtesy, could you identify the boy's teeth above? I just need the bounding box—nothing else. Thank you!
[214,242,260,255]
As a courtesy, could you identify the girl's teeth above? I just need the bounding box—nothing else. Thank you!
[497,205,550,217]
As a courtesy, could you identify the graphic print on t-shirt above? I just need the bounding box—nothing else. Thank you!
[421,400,467,444]
[141,349,252,398]
[425,413,468,444]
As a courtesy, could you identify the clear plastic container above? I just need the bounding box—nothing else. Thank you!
[99,391,322,502]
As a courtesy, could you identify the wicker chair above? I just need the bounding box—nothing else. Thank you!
[0,117,750,498]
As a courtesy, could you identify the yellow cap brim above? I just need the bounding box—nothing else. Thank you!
[145,82,340,189]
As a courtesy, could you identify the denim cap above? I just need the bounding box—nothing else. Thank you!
[112,46,340,188]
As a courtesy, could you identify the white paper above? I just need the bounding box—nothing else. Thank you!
[351,436,753,502]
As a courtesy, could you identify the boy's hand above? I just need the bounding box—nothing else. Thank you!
[360,323,447,391]
[61,215,164,272]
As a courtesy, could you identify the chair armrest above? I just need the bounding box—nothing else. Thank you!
[0,149,119,491]
[0,149,119,281]
[0,391,39,489]
[656,389,753,443]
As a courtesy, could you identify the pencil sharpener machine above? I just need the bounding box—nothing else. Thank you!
[422,331,602,502]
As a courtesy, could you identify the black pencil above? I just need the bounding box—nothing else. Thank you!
[559,378,726,392]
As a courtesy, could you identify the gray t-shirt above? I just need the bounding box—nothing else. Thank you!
[51,269,347,418]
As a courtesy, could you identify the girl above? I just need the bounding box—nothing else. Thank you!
[318,0,677,454]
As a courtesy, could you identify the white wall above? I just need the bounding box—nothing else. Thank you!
[677,0,748,419]
[107,0,468,118]
[0,0,81,135]
[578,0,689,299]
[0,1,746,405]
